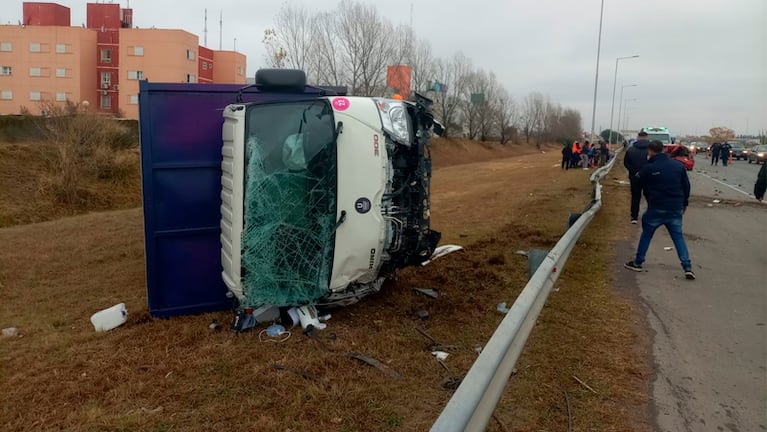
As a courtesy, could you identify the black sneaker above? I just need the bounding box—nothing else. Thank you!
[624,261,643,272]
[684,270,696,280]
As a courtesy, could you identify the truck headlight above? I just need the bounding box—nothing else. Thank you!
[374,98,412,146]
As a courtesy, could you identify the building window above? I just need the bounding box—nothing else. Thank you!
[0,66,11,76]
[186,74,196,83]
[100,49,111,63]
[202,61,208,71]
[100,94,111,109]
[55,43,66,54]
[56,68,66,78]
[101,72,111,86]
[29,91,41,101]
[129,95,139,105]
[56,92,67,102]
[29,67,41,77]
[127,70,144,80]
[1,90,12,100]
[186,49,195,60]
[29,43,41,53]
[133,46,144,56]
[0,42,11,52]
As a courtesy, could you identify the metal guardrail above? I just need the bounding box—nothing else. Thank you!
[431,150,623,432]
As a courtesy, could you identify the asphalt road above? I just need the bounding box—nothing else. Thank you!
[689,153,764,201]
[620,158,767,432]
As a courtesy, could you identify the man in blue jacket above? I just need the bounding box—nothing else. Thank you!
[624,131,650,223]
[625,140,695,280]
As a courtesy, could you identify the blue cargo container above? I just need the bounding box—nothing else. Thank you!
[138,81,330,317]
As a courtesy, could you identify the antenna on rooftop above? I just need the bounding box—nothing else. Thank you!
[219,10,223,51]
[204,9,208,47]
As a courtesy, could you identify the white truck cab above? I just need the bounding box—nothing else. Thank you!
[220,70,442,327]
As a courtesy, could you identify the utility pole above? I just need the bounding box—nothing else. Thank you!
[589,0,605,143]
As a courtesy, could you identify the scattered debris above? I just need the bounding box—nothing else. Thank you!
[208,320,221,332]
[572,375,599,394]
[2,327,19,337]
[511,367,518,376]
[421,245,464,266]
[330,417,343,424]
[441,376,463,390]
[430,344,459,352]
[90,303,127,332]
[415,327,437,344]
[613,180,630,185]
[563,390,574,432]
[663,247,673,251]
[431,351,449,361]
[707,204,714,207]
[733,202,743,207]
[347,352,402,379]
[413,310,430,320]
[413,288,439,299]
[164,371,173,379]
[474,345,483,354]
[514,250,529,256]
[258,324,291,343]
[272,364,317,381]
[713,199,722,204]
[497,302,510,314]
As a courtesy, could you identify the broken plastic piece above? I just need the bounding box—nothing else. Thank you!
[432,351,449,361]
[2,327,19,337]
[421,245,464,266]
[496,302,509,314]
[413,288,439,299]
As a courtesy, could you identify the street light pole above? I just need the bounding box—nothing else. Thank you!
[609,55,639,145]
[620,98,637,136]
[589,0,605,143]
[616,84,637,141]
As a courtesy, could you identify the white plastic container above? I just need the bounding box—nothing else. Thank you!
[90,303,128,332]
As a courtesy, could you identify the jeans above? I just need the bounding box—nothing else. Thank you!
[634,207,692,270]
[629,175,642,220]
[581,154,589,168]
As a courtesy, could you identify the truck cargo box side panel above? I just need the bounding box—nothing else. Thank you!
[139,81,325,317]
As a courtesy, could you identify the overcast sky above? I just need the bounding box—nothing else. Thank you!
[4,0,765,136]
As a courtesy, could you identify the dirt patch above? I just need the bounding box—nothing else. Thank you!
[0,150,649,431]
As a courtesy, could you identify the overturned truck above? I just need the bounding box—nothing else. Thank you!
[139,69,445,330]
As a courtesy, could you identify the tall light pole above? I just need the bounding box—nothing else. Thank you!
[616,84,637,140]
[620,97,637,136]
[609,55,639,145]
[589,0,606,143]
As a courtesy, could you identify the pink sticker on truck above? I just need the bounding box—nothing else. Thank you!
[332,97,350,111]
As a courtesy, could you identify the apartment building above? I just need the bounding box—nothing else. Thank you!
[0,2,246,119]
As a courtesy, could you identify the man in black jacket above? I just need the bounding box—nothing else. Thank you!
[625,140,695,280]
[624,131,650,223]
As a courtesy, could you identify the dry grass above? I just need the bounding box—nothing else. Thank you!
[0,144,650,431]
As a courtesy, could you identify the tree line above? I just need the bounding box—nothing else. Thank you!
[262,1,582,146]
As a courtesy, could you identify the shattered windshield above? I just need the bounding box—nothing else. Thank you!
[241,100,337,307]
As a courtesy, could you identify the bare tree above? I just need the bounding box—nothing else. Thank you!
[408,37,435,95]
[272,5,314,71]
[495,88,518,144]
[521,92,546,147]
[433,52,472,137]
[308,12,343,86]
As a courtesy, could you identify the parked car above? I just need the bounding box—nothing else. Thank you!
[748,145,767,164]
[730,142,749,160]
[665,144,695,170]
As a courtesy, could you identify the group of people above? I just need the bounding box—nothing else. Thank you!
[707,141,732,166]
[561,139,610,170]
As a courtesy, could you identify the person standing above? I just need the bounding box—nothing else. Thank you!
[624,131,651,223]
[710,142,722,165]
[599,140,609,166]
[561,143,573,170]
[571,141,582,168]
[754,162,766,201]
[624,140,695,280]
[581,140,591,169]
[720,141,732,166]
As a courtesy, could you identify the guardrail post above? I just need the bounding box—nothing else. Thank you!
[527,249,549,280]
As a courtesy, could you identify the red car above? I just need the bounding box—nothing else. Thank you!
[665,145,695,171]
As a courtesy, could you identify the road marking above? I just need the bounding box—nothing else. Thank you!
[694,170,753,198]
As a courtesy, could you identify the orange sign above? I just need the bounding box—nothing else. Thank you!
[386,65,412,99]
